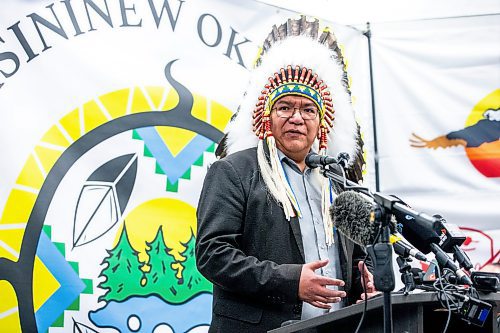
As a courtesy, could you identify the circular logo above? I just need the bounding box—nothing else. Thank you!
[410,89,500,178]
[0,61,232,332]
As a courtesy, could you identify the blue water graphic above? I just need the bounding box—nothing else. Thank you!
[89,293,212,332]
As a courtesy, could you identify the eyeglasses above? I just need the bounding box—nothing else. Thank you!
[272,106,319,120]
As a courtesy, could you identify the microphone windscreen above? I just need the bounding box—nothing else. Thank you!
[331,191,377,246]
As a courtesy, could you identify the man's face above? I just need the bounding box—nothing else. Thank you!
[270,95,321,162]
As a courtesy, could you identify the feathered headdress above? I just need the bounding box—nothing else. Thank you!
[217,16,365,245]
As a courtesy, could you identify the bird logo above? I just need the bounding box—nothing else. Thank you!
[410,89,500,177]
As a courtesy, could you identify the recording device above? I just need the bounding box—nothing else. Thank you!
[366,242,395,292]
[392,203,472,273]
[470,271,499,293]
[432,216,498,290]
[305,151,352,170]
[409,265,491,327]
[406,262,442,287]
[311,146,492,326]
[331,191,427,262]
[452,292,493,327]
[409,267,426,285]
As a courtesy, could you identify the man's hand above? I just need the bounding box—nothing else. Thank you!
[298,260,346,309]
[356,260,380,303]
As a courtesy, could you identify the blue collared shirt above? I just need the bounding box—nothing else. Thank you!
[277,151,343,319]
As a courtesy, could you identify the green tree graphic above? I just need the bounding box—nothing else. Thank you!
[144,226,179,299]
[97,224,213,304]
[98,223,145,302]
[175,231,213,301]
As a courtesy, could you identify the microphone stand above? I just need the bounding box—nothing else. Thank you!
[396,256,416,295]
[365,207,395,333]
[319,165,395,333]
[319,165,371,195]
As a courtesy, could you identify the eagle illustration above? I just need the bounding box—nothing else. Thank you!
[410,108,500,149]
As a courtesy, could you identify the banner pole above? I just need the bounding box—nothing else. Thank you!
[363,22,380,191]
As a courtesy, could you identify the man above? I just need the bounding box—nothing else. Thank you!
[196,17,376,332]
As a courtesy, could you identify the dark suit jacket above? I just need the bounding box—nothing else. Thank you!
[196,147,368,332]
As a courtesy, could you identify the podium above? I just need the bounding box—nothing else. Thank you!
[269,292,499,333]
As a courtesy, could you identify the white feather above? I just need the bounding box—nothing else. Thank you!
[225,35,359,165]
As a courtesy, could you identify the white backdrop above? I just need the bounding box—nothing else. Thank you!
[370,15,500,268]
[0,0,498,332]
[0,1,371,331]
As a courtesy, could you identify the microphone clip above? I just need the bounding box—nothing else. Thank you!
[396,256,416,295]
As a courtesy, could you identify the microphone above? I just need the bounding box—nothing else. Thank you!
[331,191,428,262]
[430,243,472,285]
[390,234,428,262]
[379,197,471,285]
[433,214,473,271]
[337,152,350,168]
[305,152,338,168]
[390,197,441,254]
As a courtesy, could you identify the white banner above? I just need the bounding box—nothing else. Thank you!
[0,1,371,331]
[371,14,500,269]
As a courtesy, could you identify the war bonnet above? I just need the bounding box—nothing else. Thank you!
[217,16,365,245]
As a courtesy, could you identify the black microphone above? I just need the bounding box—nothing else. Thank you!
[390,197,441,254]
[383,198,471,285]
[390,235,428,262]
[433,214,473,271]
[337,152,350,168]
[331,191,428,262]
[430,243,472,285]
[305,152,338,168]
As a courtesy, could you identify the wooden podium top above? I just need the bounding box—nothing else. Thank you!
[269,291,500,333]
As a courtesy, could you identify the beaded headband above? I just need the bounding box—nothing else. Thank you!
[252,65,335,151]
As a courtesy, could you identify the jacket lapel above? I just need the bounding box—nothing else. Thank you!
[289,216,305,262]
[263,142,305,261]
[338,232,353,291]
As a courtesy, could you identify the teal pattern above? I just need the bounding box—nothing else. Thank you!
[269,83,324,114]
